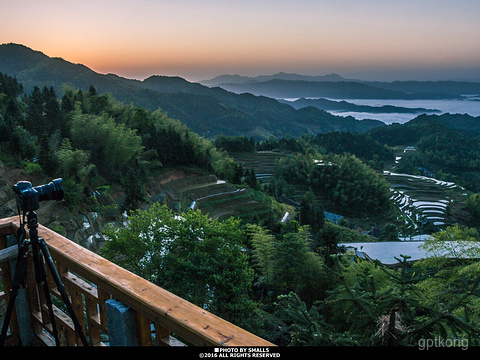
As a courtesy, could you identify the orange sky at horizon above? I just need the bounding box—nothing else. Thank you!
[2,0,480,82]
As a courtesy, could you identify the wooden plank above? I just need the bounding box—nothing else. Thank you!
[63,271,98,301]
[135,311,152,346]
[0,220,16,237]
[0,245,18,263]
[86,296,101,346]
[154,322,170,346]
[97,288,110,332]
[0,217,275,347]
[67,278,88,340]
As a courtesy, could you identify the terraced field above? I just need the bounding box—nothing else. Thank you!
[231,150,310,205]
[385,171,468,236]
[231,151,285,183]
[160,173,282,221]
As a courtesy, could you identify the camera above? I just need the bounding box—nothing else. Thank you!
[13,178,64,211]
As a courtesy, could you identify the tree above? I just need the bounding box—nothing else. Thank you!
[414,226,480,346]
[466,193,480,225]
[317,222,342,267]
[55,139,95,207]
[120,155,148,214]
[276,152,391,216]
[324,251,480,346]
[42,86,62,134]
[420,225,480,260]
[25,86,44,137]
[10,125,39,159]
[102,204,258,330]
[299,191,324,232]
[273,230,311,293]
[249,223,326,306]
[276,292,359,346]
[245,168,258,189]
[70,112,143,179]
[380,223,398,241]
[56,139,94,183]
[248,224,276,288]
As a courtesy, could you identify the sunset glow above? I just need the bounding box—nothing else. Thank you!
[2,0,480,81]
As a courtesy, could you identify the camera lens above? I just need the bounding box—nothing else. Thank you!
[34,178,64,202]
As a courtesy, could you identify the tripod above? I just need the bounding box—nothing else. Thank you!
[0,211,88,346]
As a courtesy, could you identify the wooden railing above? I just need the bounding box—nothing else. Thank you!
[0,216,274,347]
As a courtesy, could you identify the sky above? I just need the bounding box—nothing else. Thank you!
[2,0,480,82]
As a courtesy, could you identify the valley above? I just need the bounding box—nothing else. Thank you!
[1,45,479,250]
[2,44,480,347]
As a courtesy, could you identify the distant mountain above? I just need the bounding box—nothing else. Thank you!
[365,81,480,97]
[203,70,480,100]
[0,43,385,139]
[201,74,256,86]
[282,98,441,114]
[409,113,480,134]
[213,78,464,100]
[200,72,352,86]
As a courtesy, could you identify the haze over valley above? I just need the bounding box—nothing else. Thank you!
[201,72,480,124]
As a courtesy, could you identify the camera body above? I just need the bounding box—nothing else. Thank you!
[13,178,64,211]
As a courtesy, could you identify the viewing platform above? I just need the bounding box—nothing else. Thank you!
[0,216,274,347]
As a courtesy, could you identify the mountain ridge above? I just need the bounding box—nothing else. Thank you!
[213,78,466,100]
[0,43,385,139]
[282,97,441,114]
[202,72,480,98]
[200,72,352,86]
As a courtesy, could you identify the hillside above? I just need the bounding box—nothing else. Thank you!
[0,43,384,139]
[0,73,292,254]
[367,113,480,145]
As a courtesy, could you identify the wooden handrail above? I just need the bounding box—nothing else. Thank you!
[0,216,274,347]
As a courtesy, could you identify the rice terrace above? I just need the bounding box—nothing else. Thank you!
[231,148,471,240]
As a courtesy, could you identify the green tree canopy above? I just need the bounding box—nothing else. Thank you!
[102,204,258,329]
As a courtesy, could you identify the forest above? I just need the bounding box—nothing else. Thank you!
[1,72,480,347]
[0,72,243,212]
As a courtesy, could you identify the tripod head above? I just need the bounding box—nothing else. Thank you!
[13,178,64,212]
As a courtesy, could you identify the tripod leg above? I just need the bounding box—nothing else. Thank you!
[38,239,89,346]
[0,242,29,346]
[31,239,60,346]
